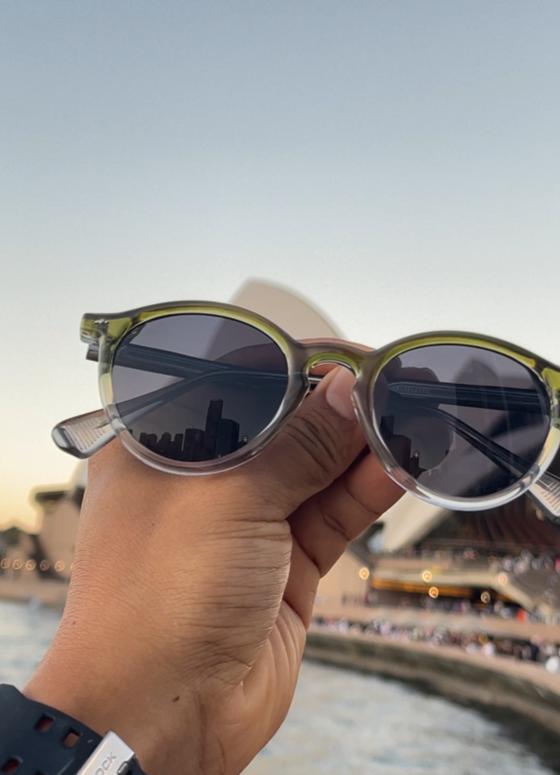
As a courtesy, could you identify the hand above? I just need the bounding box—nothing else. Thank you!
[24,366,403,775]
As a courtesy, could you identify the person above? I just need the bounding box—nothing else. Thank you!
[20,367,403,775]
[545,651,560,674]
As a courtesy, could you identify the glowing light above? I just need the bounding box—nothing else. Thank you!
[359,567,370,580]
[25,560,36,571]
[12,559,23,571]
[498,573,509,585]
[480,591,491,604]
[0,559,9,570]
[39,560,50,571]
[428,586,439,599]
[421,570,432,583]
[55,561,65,572]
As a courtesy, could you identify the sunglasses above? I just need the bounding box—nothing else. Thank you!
[53,301,560,522]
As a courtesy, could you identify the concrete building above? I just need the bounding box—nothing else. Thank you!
[0,464,84,588]
[351,478,560,617]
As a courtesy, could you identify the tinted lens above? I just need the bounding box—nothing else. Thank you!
[373,345,550,499]
[111,314,289,462]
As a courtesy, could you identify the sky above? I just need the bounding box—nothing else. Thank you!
[1,1,560,529]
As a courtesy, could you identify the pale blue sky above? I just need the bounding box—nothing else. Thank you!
[1,1,559,526]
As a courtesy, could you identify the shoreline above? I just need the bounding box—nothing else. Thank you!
[0,577,68,608]
[305,627,560,737]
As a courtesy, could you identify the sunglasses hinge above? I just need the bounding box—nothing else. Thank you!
[85,342,100,362]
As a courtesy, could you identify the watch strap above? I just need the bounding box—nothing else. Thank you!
[0,684,146,775]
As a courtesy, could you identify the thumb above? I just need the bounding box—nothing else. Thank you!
[250,366,367,511]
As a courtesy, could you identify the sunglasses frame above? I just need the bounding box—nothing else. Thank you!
[56,300,560,516]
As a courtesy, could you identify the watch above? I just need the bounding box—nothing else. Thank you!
[0,684,147,775]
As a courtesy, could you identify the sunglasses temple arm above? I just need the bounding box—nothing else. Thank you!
[55,348,557,509]
[52,409,116,459]
[122,349,540,410]
[528,474,560,523]
[54,385,524,463]
[451,423,560,523]
[120,345,289,381]
[53,363,306,459]
[123,350,541,412]
[431,406,527,475]
[389,381,544,413]
[52,383,560,523]
[427,406,560,523]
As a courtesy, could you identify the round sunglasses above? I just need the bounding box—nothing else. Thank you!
[52,301,560,522]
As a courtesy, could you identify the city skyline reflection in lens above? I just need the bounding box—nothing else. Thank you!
[373,345,550,499]
[111,315,289,462]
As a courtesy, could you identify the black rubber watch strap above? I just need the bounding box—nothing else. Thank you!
[0,684,146,775]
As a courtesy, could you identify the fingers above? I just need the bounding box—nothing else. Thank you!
[248,363,403,625]
[284,450,404,625]
[290,451,403,576]
[248,367,367,515]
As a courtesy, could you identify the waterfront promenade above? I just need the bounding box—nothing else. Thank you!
[313,600,560,644]
[308,600,560,738]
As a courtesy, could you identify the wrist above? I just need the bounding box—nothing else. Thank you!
[0,684,144,775]
[23,654,206,775]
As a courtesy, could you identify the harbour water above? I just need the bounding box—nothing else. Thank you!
[1,599,558,775]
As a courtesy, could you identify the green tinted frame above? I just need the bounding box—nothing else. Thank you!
[53,300,560,521]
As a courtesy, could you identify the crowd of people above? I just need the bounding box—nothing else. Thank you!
[395,545,560,578]
[312,615,560,673]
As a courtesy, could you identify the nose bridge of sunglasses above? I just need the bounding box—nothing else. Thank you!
[302,343,367,381]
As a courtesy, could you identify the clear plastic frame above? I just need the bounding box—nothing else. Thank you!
[52,301,560,522]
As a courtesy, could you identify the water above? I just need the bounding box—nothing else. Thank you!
[0,599,60,686]
[0,600,558,774]
[246,662,559,775]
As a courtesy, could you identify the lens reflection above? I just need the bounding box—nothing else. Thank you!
[111,315,289,462]
[373,345,550,498]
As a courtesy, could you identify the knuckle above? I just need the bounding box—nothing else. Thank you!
[282,411,341,479]
[318,505,353,545]
[299,500,352,577]
[341,478,382,526]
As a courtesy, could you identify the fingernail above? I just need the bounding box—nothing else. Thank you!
[324,367,357,421]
